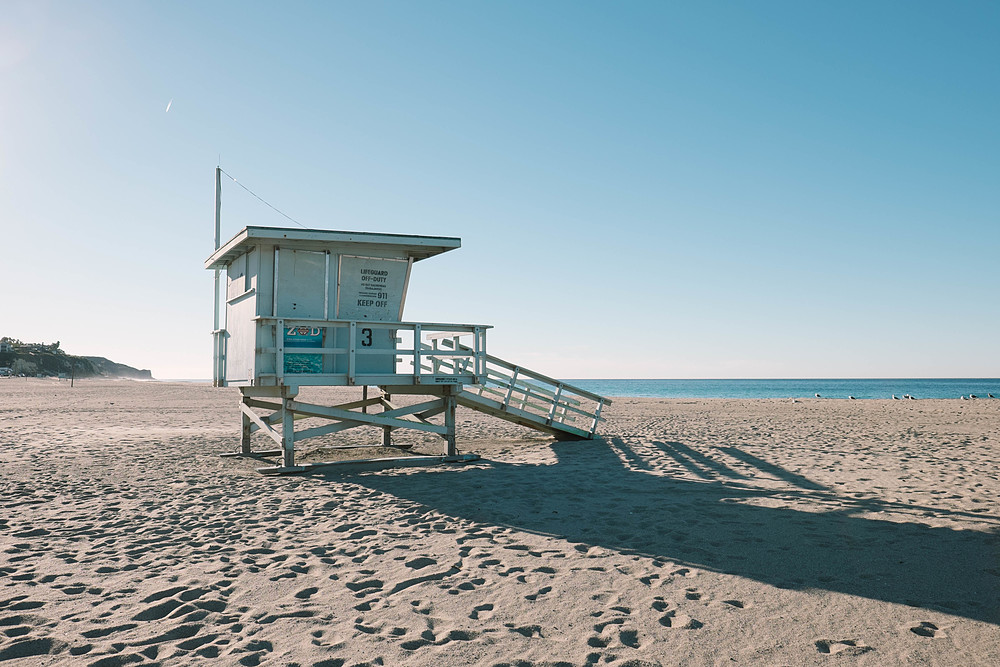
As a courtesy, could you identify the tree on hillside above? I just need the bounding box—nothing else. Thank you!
[12,359,37,376]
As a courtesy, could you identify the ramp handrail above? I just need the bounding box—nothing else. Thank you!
[413,336,610,437]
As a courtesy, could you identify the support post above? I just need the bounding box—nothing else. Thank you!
[276,319,285,384]
[240,397,253,454]
[444,390,457,457]
[282,393,295,468]
[348,321,357,385]
[413,324,422,381]
[473,328,482,376]
[382,391,392,446]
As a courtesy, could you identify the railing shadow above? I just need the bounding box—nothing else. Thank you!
[713,444,828,490]
[310,438,1000,625]
[651,440,749,481]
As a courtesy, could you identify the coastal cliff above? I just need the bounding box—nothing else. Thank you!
[0,338,153,379]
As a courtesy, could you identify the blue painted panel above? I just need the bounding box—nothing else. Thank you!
[284,325,323,374]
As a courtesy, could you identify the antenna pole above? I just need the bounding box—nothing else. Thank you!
[213,167,223,386]
[214,167,222,331]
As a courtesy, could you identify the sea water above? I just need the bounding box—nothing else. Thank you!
[564,378,1000,400]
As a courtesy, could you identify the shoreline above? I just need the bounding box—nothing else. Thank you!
[19,375,1000,401]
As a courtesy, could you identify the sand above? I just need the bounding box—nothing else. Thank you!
[1,379,999,666]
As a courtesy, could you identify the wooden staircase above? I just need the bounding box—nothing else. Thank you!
[418,335,610,440]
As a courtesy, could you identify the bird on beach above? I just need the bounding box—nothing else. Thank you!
[815,393,821,398]
[970,394,978,399]
[848,395,856,400]
[961,396,968,400]
[892,394,899,400]
[989,393,995,399]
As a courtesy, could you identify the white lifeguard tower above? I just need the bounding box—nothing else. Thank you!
[206,171,609,474]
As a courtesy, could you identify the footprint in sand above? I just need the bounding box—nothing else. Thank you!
[469,603,494,620]
[910,621,946,639]
[345,578,384,597]
[295,587,318,600]
[401,637,432,651]
[4,600,44,612]
[354,620,381,635]
[410,600,434,616]
[333,522,362,533]
[133,598,185,621]
[814,639,874,655]
[0,638,70,662]
[651,597,676,627]
[525,586,551,601]
[451,577,486,594]
[619,628,641,648]
[652,603,701,629]
[131,585,217,622]
[509,624,543,638]
[593,617,626,632]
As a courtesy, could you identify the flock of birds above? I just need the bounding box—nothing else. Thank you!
[807,393,996,401]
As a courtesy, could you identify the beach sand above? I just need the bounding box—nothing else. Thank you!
[2,379,998,666]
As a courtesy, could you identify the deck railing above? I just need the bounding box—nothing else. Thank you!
[253,317,489,387]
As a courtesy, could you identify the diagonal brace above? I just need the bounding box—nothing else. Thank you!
[286,399,449,434]
[240,401,283,446]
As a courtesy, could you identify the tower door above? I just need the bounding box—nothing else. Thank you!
[276,249,328,375]
[276,249,327,318]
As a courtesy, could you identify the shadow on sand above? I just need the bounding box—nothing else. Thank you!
[312,438,1000,625]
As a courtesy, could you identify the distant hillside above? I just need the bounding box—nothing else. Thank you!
[0,338,153,379]
[83,356,154,380]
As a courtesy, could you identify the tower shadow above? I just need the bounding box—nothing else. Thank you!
[313,438,1000,625]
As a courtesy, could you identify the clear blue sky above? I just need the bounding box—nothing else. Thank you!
[2,1,997,379]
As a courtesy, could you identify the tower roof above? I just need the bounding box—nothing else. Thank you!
[206,226,461,270]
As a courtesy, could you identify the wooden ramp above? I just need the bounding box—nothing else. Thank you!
[420,336,611,440]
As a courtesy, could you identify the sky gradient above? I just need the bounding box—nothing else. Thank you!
[2,2,997,379]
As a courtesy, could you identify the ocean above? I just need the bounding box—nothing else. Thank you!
[564,378,1000,400]
[162,377,1000,400]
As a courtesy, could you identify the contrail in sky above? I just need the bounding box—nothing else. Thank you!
[165,98,172,113]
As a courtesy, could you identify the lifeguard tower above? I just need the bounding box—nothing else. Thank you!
[206,175,610,474]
